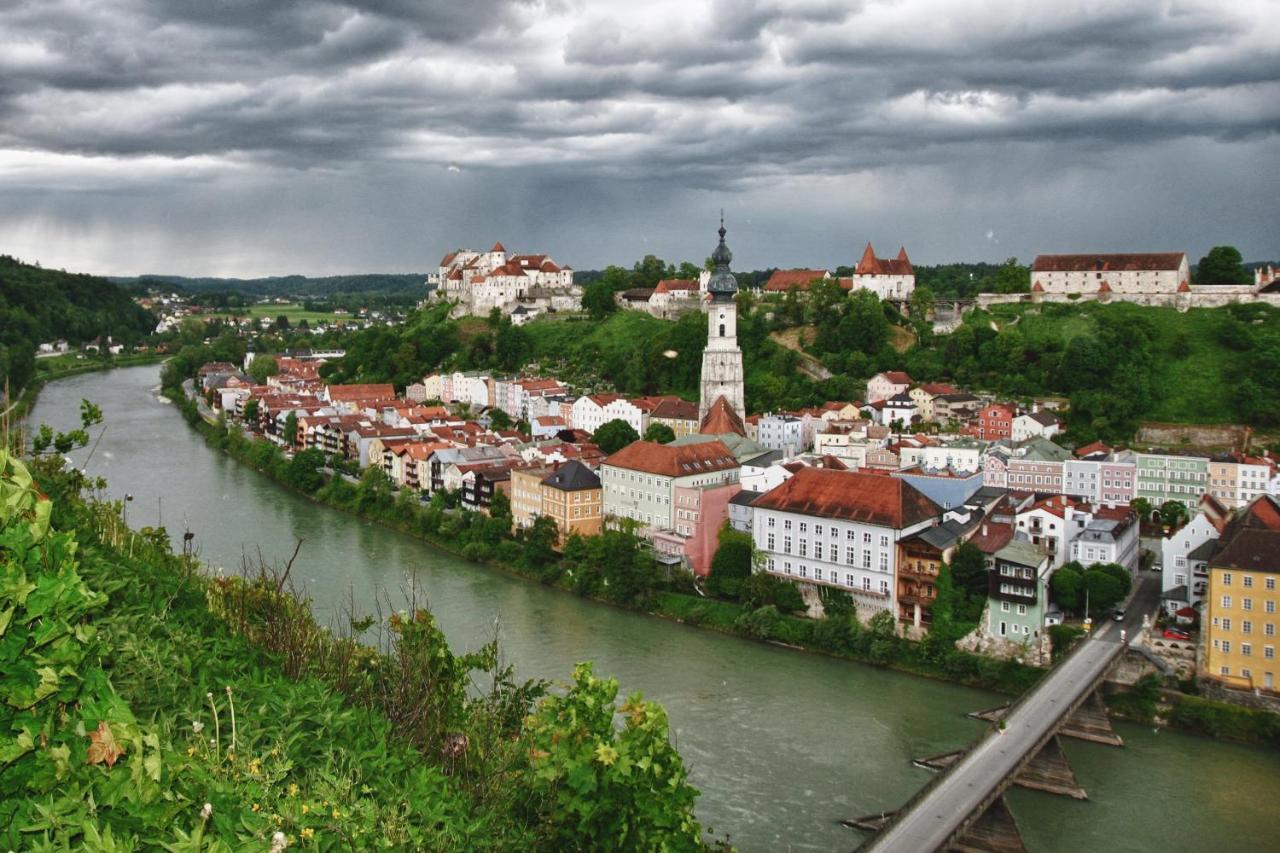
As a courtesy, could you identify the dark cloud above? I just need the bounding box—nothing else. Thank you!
[0,0,1276,275]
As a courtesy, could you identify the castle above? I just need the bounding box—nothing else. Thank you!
[427,242,580,317]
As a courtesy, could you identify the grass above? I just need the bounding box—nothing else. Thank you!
[209,303,348,324]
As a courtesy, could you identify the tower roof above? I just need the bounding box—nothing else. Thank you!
[706,214,738,301]
[699,396,747,437]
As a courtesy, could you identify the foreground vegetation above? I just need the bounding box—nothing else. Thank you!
[1,445,711,849]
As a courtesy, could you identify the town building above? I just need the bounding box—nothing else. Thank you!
[648,397,701,439]
[1011,411,1061,443]
[1202,496,1280,692]
[1136,451,1210,511]
[1160,494,1230,614]
[541,460,604,544]
[762,269,831,293]
[850,243,915,301]
[976,403,1014,442]
[600,439,739,533]
[986,540,1053,643]
[866,371,913,404]
[750,467,941,620]
[428,242,579,317]
[1070,507,1140,571]
[510,465,555,531]
[698,219,745,422]
[1028,253,1190,298]
[1013,495,1090,569]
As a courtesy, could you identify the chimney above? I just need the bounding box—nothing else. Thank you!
[982,523,989,536]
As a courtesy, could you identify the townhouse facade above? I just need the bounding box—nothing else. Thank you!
[600,440,739,533]
[1136,451,1210,510]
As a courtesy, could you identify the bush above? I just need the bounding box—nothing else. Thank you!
[735,605,782,640]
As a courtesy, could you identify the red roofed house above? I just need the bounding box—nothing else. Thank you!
[977,403,1015,442]
[601,439,739,541]
[648,278,702,318]
[428,241,576,316]
[1029,253,1189,297]
[750,467,942,619]
[850,243,915,301]
[762,269,831,293]
[866,371,913,404]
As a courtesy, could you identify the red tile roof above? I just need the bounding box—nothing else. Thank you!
[763,269,830,292]
[879,371,913,385]
[699,397,747,437]
[1031,253,1186,273]
[650,397,699,420]
[855,243,913,276]
[604,439,738,478]
[969,521,1014,554]
[327,383,396,402]
[654,278,699,293]
[1074,440,1111,458]
[753,467,939,528]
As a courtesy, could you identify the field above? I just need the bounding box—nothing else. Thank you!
[209,302,348,324]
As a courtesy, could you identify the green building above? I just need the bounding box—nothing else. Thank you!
[1135,451,1210,511]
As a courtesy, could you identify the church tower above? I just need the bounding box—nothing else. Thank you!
[699,216,746,421]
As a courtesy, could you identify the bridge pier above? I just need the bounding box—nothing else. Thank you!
[913,734,1086,800]
[970,691,1123,747]
[848,796,1026,852]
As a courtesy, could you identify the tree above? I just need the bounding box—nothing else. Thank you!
[522,515,560,570]
[487,408,513,430]
[247,355,279,383]
[1084,569,1124,614]
[1129,497,1153,522]
[949,542,988,600]
[594,418,640,454]
[631,254,671,289]
[1051,564,1084,612]
[285,448,327,493]
[642,422,676,444]
[706,527,753,598]
[740,573,805,612]
[1158,499,1190,530]
[582,282,618,320]
[1194,245,1250,285]
[992,257,1030,294]
[275,314,291,330]
[283,411,298,447]
[242,398,259,425]
[909,284,936,324]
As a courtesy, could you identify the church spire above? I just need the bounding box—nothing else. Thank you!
[707,213,738,301]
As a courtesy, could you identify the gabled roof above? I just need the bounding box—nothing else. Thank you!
[855,243,913,276]
[1074,440,1111,458]
[604,439,738,478]
[327,383,396,401]
[490,241,506,253]
[762,269,830,292]
[1212,530,1280,574]
[650,397,699,421]
[1021,411,1060,427]
[654,278,699,294]
[751,467,941,529]
[875,371,913,385]
[542,460,601,492]
[1031,253,1186,273]
[699,397,747,437]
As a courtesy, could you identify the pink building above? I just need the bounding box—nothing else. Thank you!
[1099,460,1137,507]
[652,481,741,576]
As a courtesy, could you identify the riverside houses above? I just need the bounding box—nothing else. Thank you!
[600,439,739,534]
[750,468,941,620]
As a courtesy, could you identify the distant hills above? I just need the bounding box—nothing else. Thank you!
[112,273,428,298]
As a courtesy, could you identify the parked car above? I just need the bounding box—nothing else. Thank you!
[1163,628,1192,641]
[1112,608,1126,622]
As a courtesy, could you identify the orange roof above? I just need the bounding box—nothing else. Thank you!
[1032,253,1185,272]
[326,383,396,401]
[490,241,506,253]
[752,467,940,528]
[855,243,913,276]
[878,371,913,385]
[604,439,738,478]
[763,269,830,292]
[699,397,747,437]
[654,278,699,294]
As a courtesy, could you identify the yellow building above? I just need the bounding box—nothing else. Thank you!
[1202,496,1280,692]
[509,465,554,533]
[540,460,603,545]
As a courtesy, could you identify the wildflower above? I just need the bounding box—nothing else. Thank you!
[200,803,213,820]
[593,744,619,767]
[192,720,204,734]
[252,803,261,813]
[331,809,341,819]
[301,804,309,815]
[186,746,196,757]
[248,758,262,775]
[270,831,288,852]
[288,783,300,797]
[300,828,314,841]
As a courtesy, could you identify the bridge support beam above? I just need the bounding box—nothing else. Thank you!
[969,691,1123,748]
[914,735,1086,800]
[847,796,1027,852]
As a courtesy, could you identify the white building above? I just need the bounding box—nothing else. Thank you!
[1160,498,1228,613]
[756,412,815,456]
[429,241,578,317]
[1070,510,1140,572]
[750,467,941,620]
[1029,253,1189,297]
[851,243,916,301]
[1012,411,1061,443]
[1013,495,1091,569]
[699,221,745,421]
[866,371,913,404]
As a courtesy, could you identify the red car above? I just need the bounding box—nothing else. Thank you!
[1163,628,1192,641]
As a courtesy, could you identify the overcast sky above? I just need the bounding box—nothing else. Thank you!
[1,0,1277,277]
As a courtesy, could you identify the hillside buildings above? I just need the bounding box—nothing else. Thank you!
[852,243,915,301]
[1030,253,1190,297]
[428,242,580,317]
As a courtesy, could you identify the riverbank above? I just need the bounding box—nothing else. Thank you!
[3,351,165,427]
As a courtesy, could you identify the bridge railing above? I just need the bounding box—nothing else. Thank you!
[860,629,1118,849]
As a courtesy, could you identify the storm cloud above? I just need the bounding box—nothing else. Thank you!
[0,0,1276,276]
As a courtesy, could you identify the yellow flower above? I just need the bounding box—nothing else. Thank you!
[288,783,300,797]
[252,803,261,813]
[301,804,309,815]
[300,827,315,841]
[186,746,196,757]
[331,809,341,819]
[248,758,262,775]
[593,743,619,766]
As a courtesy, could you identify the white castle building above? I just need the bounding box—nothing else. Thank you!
[427,242,580,317]
[851,242,916,301]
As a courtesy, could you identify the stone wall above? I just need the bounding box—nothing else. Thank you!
[1135,422,1250,450]
[976,291,1280,312]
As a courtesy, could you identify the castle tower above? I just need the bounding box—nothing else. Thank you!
[699,216,745,421]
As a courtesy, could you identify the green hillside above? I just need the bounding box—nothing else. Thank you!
[0,255,156,392]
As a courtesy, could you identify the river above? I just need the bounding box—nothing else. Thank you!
[31,365,1280,851]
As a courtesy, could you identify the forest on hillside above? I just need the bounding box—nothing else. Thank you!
[0,256,156,393]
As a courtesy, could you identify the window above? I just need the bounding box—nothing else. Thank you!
[847,529,856,540]
[799,541,808,557]
[846,573,855,587]
[1244,576,1254,588]
[880,552,889,572]
[814,542,823,561]
[784,519,792,531]
[863,532,871,544]
[815,568,823,581]
[1223,618,1232,631]
[1175,573,1186,586]
[815,525,823,537]
[767,533,775,550]
[1222,641,1231,653]
[784,562,792,575]
[1242,644,1252,657]
[798,566,807,578]
[1268,624,1276,637]
[863,552,872,569]
[862,577,871,591]
[846,547,856,565]
[1244,621,1253,634]
[1245,598,1254,612]
[1223,573,1233,586]
[1222,595,1232,609]
[879,535,889,548]
[783,536,792,554]
[1267,578,1276,591]
[1001,601,1010,612]
[1018,604,1027,615]
[768,517,775,528]
[1267,647,1276,660]
[1221,666,1230,676]
[1268,601,1277,614]
[799,522,808,534]
[880,580,889,595]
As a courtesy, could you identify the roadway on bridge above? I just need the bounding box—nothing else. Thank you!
[864,624,1126,852]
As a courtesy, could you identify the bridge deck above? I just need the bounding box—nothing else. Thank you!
[862,628,1124,852]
